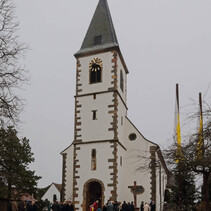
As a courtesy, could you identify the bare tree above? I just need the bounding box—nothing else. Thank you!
[0,0,28,126]
[165,103,211,211]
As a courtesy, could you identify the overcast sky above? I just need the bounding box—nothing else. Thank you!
[14,0,211,188]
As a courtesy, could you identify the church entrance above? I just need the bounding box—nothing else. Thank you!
[83,179,104,211]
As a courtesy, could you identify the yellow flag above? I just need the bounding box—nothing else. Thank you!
[176,113,182,147]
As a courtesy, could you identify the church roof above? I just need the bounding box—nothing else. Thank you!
[75,0,119,57]
[53,183,62,193]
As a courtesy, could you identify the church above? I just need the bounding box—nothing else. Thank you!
[61,0,170,210]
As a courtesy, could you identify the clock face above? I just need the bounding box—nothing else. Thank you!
[89,58,102,72]
[89,58,103,83]
[91,63,101,72]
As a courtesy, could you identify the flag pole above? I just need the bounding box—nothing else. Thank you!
[176,83,179,110]
[199,92,203,155]
[198,92,209,208]
[197,92,203,158]
[175,83,182,162]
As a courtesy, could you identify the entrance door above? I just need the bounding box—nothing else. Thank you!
[86,182,102,211]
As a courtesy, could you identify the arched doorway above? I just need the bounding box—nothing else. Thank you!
[83,179,105,211]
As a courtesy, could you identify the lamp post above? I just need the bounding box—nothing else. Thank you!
[149,160,162,211]
[156,161,162,211]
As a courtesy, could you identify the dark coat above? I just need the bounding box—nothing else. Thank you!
[121,203,127,211]
[150,204,155,211]
[62,204,68,211]
[140,203,144,211]
[107,204,114,211]
[31,205,37,211]
[52,203,60,211]
[67,204,74,211]
[103,205,107,211]
[127,204,134,211]
[26,204,33,211]
[18,202,26,211]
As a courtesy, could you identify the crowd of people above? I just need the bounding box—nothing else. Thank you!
[8,200,37,211]
[51,200,74,211]
[90,200,156,211]
[50,200,156,211]
[9,199,156,211]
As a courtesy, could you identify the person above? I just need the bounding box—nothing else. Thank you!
[67,201,74,211]
[90,205,94,211]
[118,202,122,211]
[58,201,63,211]
[70,201,74,211]
[130,202,134,211]
[126,202,130,211]
[18,201,26,211]
[48,203,52,211]
[26,201,32,211]
[97,207,102,211]
[12,201,18,211]
[121,201,127,211]
[31,201,37,211]
[140,201,144,211]
[163,202,168,211]
[62,201,68,211]
[143,202,150,211]
[150,201,155,211]
[8,202,12,211]
[113,201,118,211]
[107,201,114,211]
[93,200,99,211]
[52,201,60,211]
[103,203,107,211]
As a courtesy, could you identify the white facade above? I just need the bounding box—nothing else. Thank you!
[42,183,61,203]
[61,50,169,211]
[61,1,170,211]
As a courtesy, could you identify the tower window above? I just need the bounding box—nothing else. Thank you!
[89,58,102,84]
[91,149,97,170]
[120,156,122,166]
[92,110,97,120]
[93,35,102,45]
[120,70,124,92]
[92,149,96,158]
[93,94,96,99]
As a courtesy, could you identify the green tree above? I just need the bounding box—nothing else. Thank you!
[0,126,41,206]
[168,160,197,210]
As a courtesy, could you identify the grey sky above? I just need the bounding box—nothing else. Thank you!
[15,0,211,187]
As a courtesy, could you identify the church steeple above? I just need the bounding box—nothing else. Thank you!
[75,0,119,57]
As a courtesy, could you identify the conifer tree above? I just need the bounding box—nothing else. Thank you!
[168,160,197,210]
[0,126,41,206]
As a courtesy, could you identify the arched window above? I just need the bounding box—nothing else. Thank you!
[89,58,102,84]
[91,149,97,170]
[120,70,124,92]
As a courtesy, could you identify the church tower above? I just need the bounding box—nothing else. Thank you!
[61,1,169,210]
[72,0,128,205]
[73,0,128,144]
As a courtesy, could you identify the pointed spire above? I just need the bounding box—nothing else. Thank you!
[75,0,119,57]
